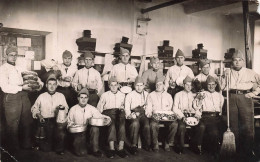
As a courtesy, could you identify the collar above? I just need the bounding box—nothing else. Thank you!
[110,90,118,95]
[84,67,92,70]
[119,62,129,66]
[201,72,209,76]
[63,63,71,68]
[7,61,15,66]
[47,91,56,96]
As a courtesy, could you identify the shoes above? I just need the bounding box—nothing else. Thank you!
[129,146,138,155]
[107,150,116,159]
[56,151,65,155]
[164,143,170,152]
[191,145,202,155]
[153,143,159,152]
[117,149,128,158]
[92,150,104,158]
[174,147,183,155]
[143,146,152,152]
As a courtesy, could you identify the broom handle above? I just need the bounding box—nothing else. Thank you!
[226,70,230,129]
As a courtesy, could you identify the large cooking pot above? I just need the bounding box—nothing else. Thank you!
[68,124,87,133]
[89,115,111,126]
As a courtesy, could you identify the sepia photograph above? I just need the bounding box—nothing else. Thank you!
[0,0,260,161]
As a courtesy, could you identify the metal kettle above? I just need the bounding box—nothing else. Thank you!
[56,105,67,123]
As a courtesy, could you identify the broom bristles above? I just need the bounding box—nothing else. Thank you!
[220,129,236,159]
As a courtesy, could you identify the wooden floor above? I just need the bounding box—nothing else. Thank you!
[4,147,218,162]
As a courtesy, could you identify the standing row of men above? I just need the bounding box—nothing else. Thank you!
[0,46,260,161]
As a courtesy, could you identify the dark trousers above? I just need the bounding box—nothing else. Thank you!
[102,109,126,142]
[57,86,77,108]
[3,91,33,151]
[37,118,66,152]
[150,119,178,146]
[71,126,99,155]
[128,115,151,146]
[229,94,254,154]
[177,120,205,149]
[199,115,221,153]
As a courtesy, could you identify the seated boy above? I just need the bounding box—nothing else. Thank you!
[31,74,68,155]
[146,76,178,152]
[125,77,151,154]
[97,76,128,158]
[193,75,224,157]
[67,88,104,157]
[173,76,203,155]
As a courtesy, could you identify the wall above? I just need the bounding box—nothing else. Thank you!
[0,0,256,71]
[0,0,134,65]
[254,20,260,74]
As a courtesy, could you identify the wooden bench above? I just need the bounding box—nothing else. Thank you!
[137,123,191,148]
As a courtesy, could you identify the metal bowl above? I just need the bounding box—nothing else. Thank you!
[68,124,87,133]
[184,117,199,126]
[89,116,111,126]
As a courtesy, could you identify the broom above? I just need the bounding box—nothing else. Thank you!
[220,70,236,159]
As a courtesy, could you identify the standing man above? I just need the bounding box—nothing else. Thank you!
[142,57,163,93]
[54,50,78,108]
[226,51,260,160]
[125,77,151,154]
[0,46,43,153]
[109,47,138,87]
[146,76,178,152]
[72,51,103,107]
[165,49,194,98]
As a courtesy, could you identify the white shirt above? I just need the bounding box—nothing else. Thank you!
[165,65,194,89]
[97,90,125,113]
[0,63,43,94]
[228,68,260,95]
[146,91,173,117]
[109,63,138,83]
[56,63,77,87]
[72,67,103,94]
[31,92,69,119]
[67,104,103,127]
[193,91,224,113]
[173,90,197,118]
[125,90,149,117]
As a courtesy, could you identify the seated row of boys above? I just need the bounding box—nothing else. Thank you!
[31,69,223,158]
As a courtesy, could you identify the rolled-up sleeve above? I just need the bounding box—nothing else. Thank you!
[145,94,153,117]
[97,94,105,113]
[31,96,42,119]
[72,71,80,91]
[67,107,75,127]
[124,94,132,118]
[173,93,184,119]
[96,71,103,95]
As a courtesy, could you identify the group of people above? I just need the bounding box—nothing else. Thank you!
[0,45,260,161]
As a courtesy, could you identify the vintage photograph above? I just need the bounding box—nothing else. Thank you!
[0,0,260,161]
